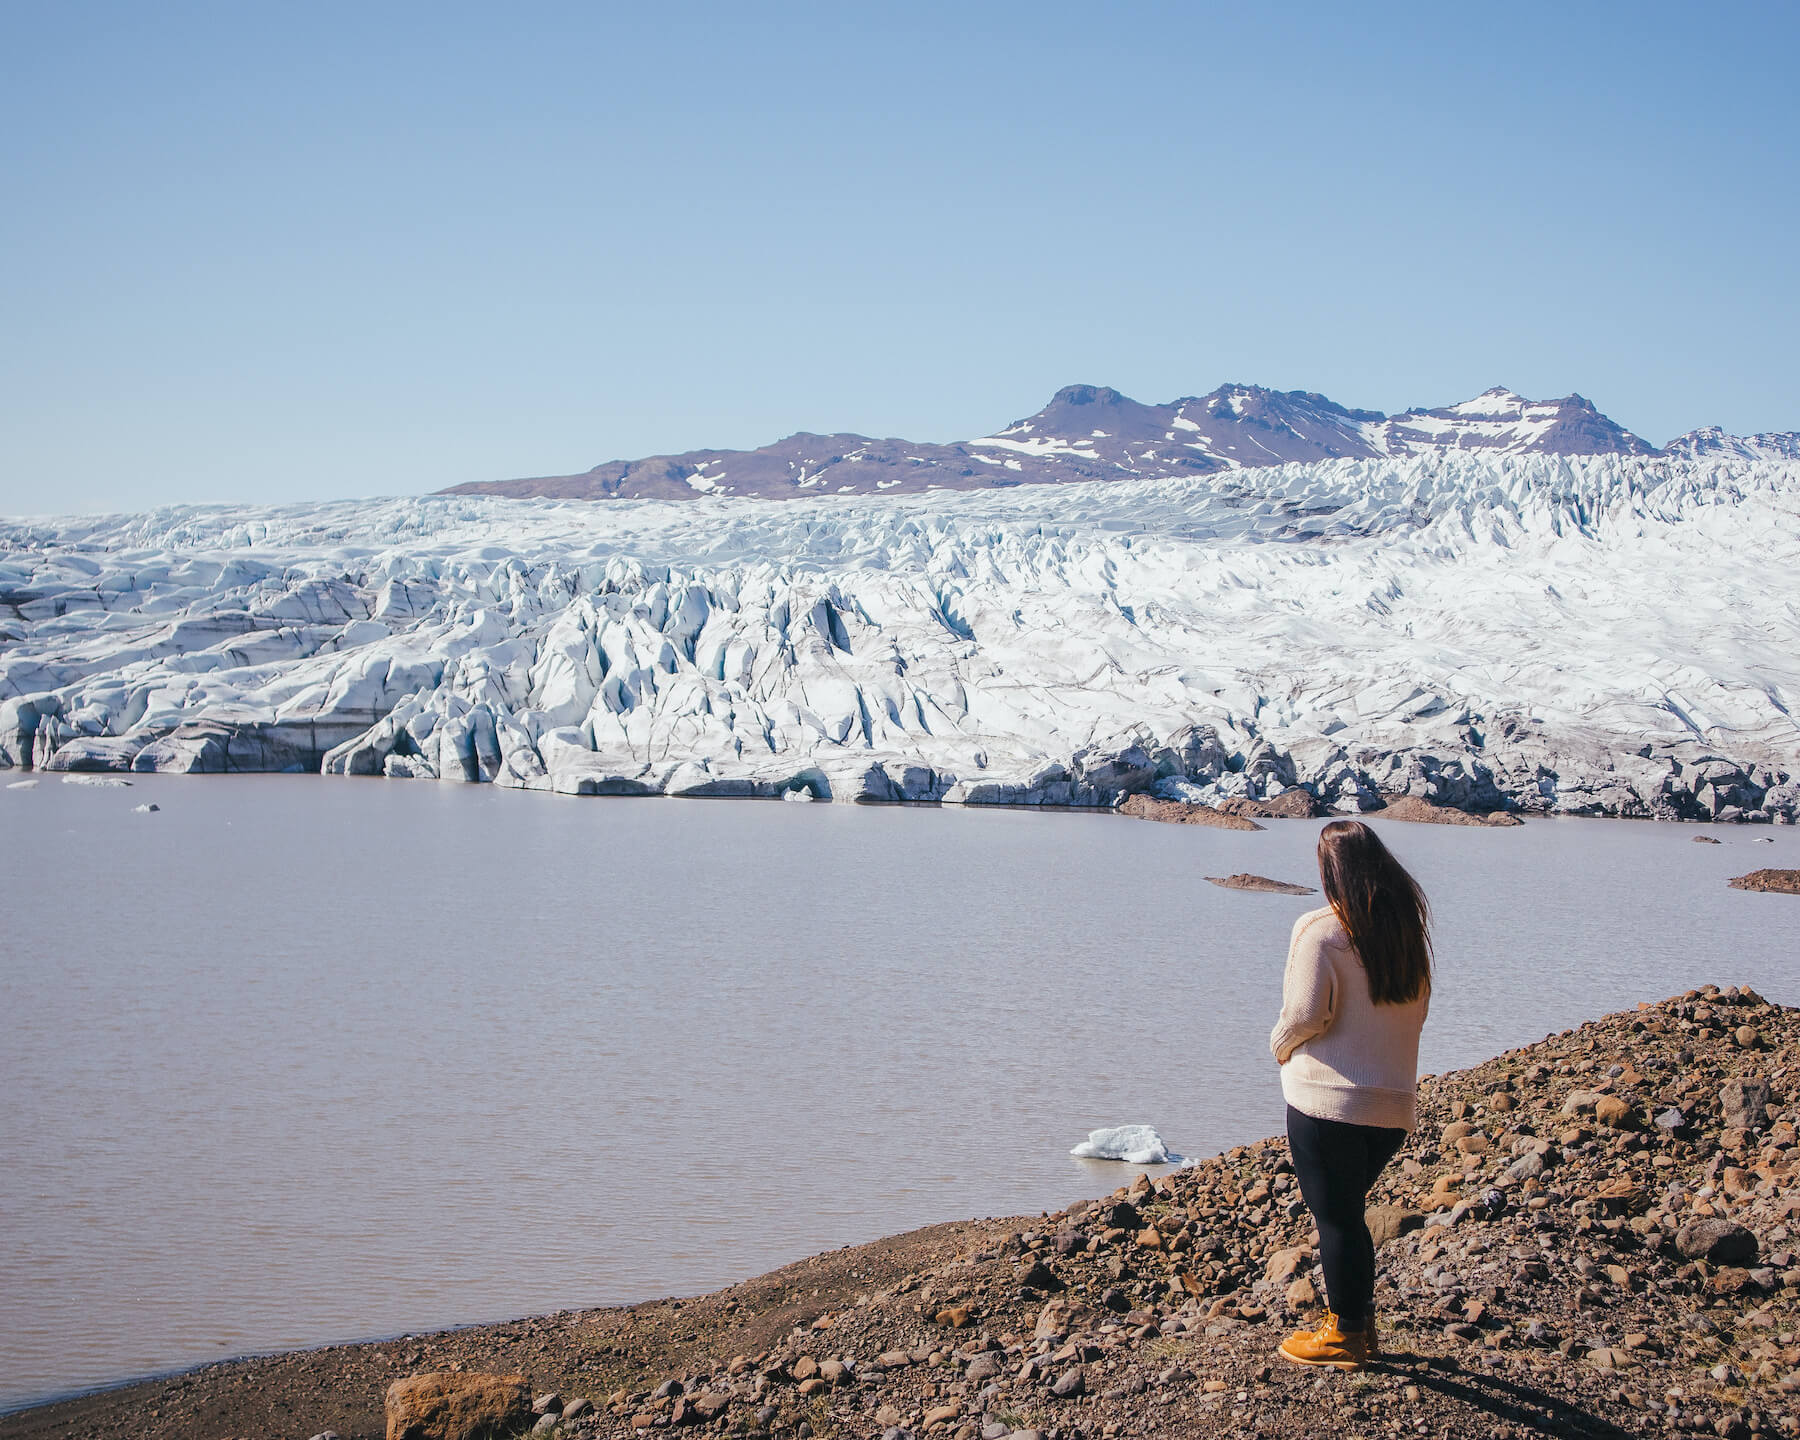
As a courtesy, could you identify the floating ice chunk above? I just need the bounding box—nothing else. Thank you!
[5,779,39,789]
[133,802,160,813]
[782,788,816,803]
[62,775,132,788]
[1070,1125,1182,1165]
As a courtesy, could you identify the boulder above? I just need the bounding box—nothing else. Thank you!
[1265,1245,1311,1284]
[1721,1078,1772,1131]
[1593,1096,1639,1130]
[1365,1205,1424,1247]
[1675,1219,1759,1266]
[385,1371,529,1440]
[1033,1296,1095,1340]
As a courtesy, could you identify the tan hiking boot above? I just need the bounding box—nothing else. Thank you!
[1277,1311,1373,1370]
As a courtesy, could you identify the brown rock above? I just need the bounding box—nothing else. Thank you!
[1118,794,1263,830]
[935,1304,974,1328]
[1285,1276,1318,1306]
[1375,795,1521,827]
[923,1402,962,1427]
[1429,1174,1465,1206]
[1265,1245,1311,1284]
[385,1372,529,1440]
[1135,1227,1163,1249]
[1728,869,1800,895]
[1214,789,1323,820]
[791,1355,818,1381]
[1594,1096,1639,1130]
[1204,872,1317,895]
[1033,1297,1096,1339]
[1594,1176,1646,1213]
[1365,1205,1424,1246]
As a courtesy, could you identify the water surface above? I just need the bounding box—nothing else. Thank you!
[3,776,1797,1409]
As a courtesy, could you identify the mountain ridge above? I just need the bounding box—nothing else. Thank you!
[439,382,1793,503]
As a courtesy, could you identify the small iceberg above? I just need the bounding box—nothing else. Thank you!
[5,778,39,789]
[62,775,132,788]
[1070,1124,1182,1165]
[133,802,160,813]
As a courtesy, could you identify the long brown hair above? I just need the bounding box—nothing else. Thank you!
[1316,819,1432,1005]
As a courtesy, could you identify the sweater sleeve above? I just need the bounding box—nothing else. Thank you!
[1269,912,1338,1065]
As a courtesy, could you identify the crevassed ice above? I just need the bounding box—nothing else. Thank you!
[1,451,1797,820]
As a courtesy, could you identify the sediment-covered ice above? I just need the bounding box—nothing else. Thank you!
[1070,1125,1182,1165]
[2,452,1798,819]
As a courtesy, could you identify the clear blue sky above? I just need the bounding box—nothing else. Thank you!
[3,1,1796,513]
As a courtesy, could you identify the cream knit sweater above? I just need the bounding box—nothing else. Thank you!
[1269,905,1430,1131]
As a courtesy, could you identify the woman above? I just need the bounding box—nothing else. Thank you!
[1270,819,1432,1370]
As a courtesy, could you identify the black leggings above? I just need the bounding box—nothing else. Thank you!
[1285,1105,1406,1327]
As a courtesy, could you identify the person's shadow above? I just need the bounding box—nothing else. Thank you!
[1368,1347,1655,1439]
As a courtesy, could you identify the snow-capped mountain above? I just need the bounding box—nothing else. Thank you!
[1381,388,1655,459]
[1662,426,1800,463]
[5,450,1798,822]
[442,383,1670,502]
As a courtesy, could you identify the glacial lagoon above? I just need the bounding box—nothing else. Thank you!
[3,776,1798,1410]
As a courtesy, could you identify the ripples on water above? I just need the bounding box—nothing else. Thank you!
[3,776,1798,1408]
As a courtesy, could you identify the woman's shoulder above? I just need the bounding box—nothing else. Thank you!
[1290,905,1347,944]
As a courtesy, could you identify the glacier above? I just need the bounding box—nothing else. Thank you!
[3,451,1797,821]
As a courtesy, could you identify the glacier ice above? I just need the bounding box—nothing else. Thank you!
[2,450,1797,820]
[1070,1125,1182,1165]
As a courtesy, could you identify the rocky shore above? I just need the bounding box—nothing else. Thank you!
[11,986,1800,1440]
